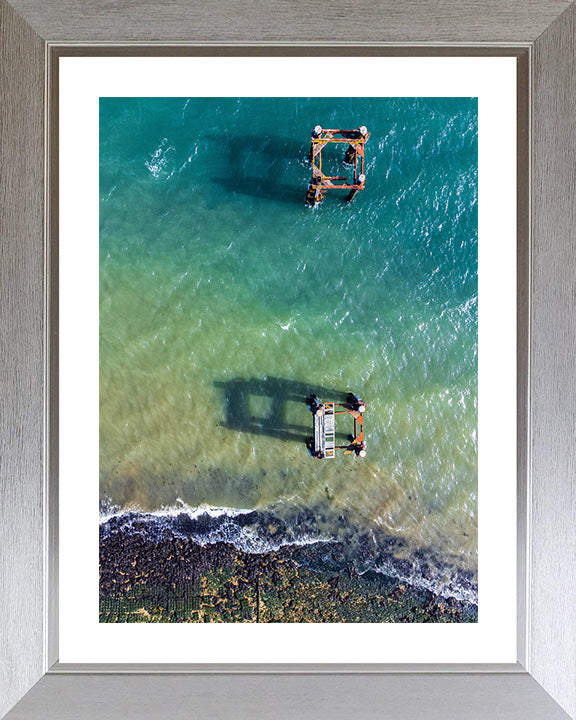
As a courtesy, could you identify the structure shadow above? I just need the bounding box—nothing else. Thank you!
[213,377,350,444]
[209,134,307,205]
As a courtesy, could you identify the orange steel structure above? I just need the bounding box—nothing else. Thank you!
[333,404,365,455]
[307,393,367,459]
[305,126,370,206]
[338,406,365,455]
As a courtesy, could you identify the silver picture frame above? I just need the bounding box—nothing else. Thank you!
[1,1,575,718]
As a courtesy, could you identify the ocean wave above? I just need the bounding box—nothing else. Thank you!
[145,138,177,180]
[99,499,254,524]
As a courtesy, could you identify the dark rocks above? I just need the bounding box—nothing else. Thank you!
[99,507,478,623]
[100,523,478,624]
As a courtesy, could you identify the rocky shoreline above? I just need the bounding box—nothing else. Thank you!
[99,521,478,623]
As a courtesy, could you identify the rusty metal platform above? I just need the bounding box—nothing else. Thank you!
[307,393,366,459]
[313,402,336,458]
[305,126,370,206]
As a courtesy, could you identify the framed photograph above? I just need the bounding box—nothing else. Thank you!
[60,54,517,665]
[1,2,575,719]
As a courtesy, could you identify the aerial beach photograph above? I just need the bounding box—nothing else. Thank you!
[98,96,479,623]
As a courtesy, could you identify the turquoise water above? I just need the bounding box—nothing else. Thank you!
[99,97,478,600]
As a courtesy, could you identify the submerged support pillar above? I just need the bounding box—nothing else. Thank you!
[305,177,322,206]
[344,144,356,165]
[346,173,365,202]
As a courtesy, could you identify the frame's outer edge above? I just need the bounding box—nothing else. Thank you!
[2,0,575,44]
[0,0,46,718]
[2,672,573,720]
[531,5,576,719]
